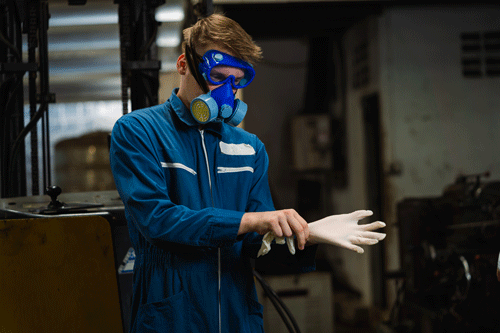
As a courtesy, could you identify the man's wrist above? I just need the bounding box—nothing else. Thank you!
[238,213,251,235]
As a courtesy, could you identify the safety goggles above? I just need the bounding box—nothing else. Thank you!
[198,50,255,89]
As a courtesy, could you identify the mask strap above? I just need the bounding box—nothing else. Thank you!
[185,42,209,93]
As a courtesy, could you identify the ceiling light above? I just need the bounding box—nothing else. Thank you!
[155,6,185,22]
[50,13,118,27]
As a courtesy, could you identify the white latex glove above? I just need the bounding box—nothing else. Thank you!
[308,210,386,254]
[257,232,296,257]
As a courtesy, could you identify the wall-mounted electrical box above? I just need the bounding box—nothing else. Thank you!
[291,114,333,171]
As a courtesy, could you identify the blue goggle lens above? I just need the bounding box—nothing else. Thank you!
[208,65,252,88]
[199,50,255,89]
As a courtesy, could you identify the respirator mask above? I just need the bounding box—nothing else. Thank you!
[186,47,255,126]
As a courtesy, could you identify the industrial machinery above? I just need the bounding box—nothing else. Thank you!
[0,188,134,333]
[0,0,167,331]
[387,172,500,333]
[0,0,165,198]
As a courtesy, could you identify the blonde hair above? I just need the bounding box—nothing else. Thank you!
[182,13,262,64]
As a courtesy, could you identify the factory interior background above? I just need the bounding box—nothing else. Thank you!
[1,0,500,332]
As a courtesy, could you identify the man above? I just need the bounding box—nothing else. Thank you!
[110,13,385,332]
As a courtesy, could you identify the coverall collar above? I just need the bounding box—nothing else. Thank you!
[170,88,223,136]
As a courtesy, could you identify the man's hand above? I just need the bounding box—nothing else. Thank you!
[308,210,386,253]
[239,209,309,250]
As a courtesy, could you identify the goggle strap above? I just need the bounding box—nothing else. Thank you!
[185,43,209,93]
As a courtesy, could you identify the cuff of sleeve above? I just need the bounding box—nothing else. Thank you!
[208,208,245,246]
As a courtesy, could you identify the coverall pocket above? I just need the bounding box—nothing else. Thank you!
[136,290,191,332]
[246,295,264,316]
[246,295,265,332]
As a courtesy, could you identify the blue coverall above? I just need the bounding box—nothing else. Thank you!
[110,89,316,332]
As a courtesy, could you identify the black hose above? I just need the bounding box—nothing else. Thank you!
[253,270,302,333]
[8,101,49,196]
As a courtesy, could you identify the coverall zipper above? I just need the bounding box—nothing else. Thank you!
[199,128,221,333]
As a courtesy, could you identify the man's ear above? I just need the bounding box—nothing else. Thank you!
[176,54,187,75]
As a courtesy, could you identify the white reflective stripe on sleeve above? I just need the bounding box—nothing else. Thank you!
[161,162,197,175]
[217,166,254,174]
